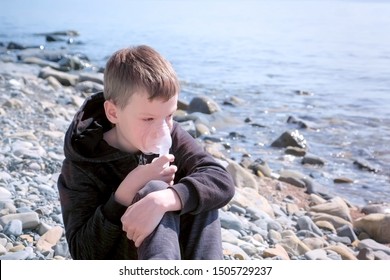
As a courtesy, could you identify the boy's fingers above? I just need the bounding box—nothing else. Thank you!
[156,154,175,162]
[134,235,145,247]
[161,165,176,175]
[152,156,168,166]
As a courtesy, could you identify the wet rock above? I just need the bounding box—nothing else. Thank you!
[278,170,307,189]
[287,115,309,129]
[223,96,245,107]
[301,154,326,166]
[188,96,221,114]
[35,30,80,37]
[285,146,306,157]
[271,130,307,149]
[7,42,28,50]
[353,158,381,173]
[334,177,354,184]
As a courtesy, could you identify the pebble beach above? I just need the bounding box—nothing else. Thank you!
[0,34,389,260]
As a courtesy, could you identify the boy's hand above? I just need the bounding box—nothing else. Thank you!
[150,154,177,186]
[115,154,177,206]
[121,188,181,247]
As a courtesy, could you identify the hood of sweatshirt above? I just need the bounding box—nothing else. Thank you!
[63,91,135,163]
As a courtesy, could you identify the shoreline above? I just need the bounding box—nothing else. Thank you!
[0,40,389,260]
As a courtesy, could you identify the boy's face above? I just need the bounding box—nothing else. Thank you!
[105,89,178,153]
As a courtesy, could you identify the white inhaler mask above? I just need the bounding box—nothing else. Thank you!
[141,119,172,164]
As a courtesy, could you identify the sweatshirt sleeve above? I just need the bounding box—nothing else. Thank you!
[170,123,235,215]
[57,161,128,259]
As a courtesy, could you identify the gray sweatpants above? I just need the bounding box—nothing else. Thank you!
[133,180,223,260]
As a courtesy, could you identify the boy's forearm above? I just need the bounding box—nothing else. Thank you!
[115,167,149,206]
[159,188,182,212]
[115,185,137,206]
[114,157,177,206]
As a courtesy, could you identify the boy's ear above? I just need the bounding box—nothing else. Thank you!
[104,100,119,124]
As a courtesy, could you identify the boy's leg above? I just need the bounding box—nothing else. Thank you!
[179,209,223,260]
[133,180,181,260]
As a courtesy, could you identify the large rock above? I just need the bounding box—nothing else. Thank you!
[0,186,12,202]
[38,66,78,86]
[78,72,104,85]
[226,159,258,190]
[22,56,60,69]
[280,230,311,256]
[324,244,357,260]
[36,226,64,253]
[310,212,352,229]
[309,196,352,222]
[271,130,307,149]
[0,212,40,230]
[353,214,390,244]
[188,96,221,114]
[263,244,290,260]
[231,187,274,219]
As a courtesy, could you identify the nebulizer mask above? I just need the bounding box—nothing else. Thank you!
[141,119,172,158]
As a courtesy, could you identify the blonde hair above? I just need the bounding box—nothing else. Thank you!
[103,45,180,108]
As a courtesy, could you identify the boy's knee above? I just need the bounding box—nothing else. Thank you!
[136,180,169,200]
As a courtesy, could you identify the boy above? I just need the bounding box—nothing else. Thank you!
[57,45,235,259]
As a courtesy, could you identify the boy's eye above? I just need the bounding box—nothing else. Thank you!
[142,115,172,122]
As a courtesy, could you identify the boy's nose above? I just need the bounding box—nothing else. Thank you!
[153,128,165,139]
[151,120,170,139]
